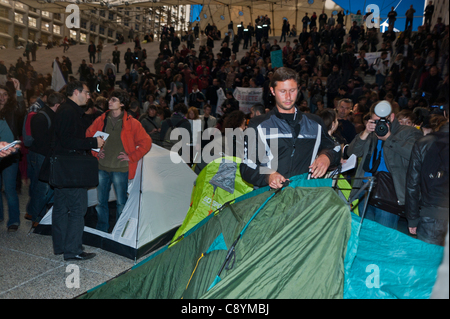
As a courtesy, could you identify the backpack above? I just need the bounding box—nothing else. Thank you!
[420,132,449,207]
[22,110,51,148]
[162,118,189,151]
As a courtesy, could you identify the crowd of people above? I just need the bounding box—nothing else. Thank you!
[0,6,448,262]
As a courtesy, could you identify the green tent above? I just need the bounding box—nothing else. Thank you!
[171,157,253,245]
[79,174,350,299]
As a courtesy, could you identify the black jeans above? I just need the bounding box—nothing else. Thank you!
[52,188,88,259]
[417,216,448,246]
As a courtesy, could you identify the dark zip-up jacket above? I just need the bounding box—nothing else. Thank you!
[240,106,341,187]
[405,123,449,227]
[53,98,98,156]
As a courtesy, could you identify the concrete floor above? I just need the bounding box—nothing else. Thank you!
[0,182,146,299]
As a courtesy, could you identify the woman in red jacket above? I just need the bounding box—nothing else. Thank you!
[86,89,151,232]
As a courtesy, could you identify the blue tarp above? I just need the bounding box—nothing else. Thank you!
[190,4,203,23]
[334,0,426,31]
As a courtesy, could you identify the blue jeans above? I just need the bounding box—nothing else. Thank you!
[95,170,129,232]
[359,197,400,230]
[28,151,54,222]
[0,158,20,227]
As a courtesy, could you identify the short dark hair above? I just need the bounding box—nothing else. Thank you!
[173,103,188,115]
[47,92,66,107]
[66,80,85,97]
[251,103,266,115]
[223,110,246,130]
[109,89,130,109]
[270,67,300,89]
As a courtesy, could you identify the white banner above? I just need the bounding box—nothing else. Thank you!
[233,87,263,114]
[51,59,66,92]
[354,52,391,67]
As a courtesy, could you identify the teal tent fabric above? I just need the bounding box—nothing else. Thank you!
[206,233,228,254]
[344,213,444,299]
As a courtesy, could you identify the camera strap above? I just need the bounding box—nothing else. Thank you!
[363,138,384,174]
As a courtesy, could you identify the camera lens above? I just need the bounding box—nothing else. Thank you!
[375,120,389,136]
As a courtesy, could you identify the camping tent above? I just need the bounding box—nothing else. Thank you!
[78,175,352,299]
[34,145,197,260]
[78,174,444,299]
[171,156,253,245]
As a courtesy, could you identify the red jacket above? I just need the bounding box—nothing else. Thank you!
[86,110,152,180]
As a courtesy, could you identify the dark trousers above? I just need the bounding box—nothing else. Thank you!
[52,187,88,259]
[28,151,54,223]
[89,52,96,63]
[405,18,413,31]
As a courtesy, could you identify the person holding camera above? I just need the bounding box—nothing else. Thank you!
[347,101,423,229]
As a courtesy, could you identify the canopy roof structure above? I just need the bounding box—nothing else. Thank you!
[18,0,428,36]
[18,0,347,35]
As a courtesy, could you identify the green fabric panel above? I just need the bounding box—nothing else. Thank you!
[202,187,351,299]
[79,190,273,299]
[171,157,253,242]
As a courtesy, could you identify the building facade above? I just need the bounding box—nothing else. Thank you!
[0,0,189,48]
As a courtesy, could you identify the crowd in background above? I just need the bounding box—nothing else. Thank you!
[0,6,449,246]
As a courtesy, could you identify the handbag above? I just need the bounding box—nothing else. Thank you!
[48,153,99,188]
[363,139,405,216]
[369,171,405,217]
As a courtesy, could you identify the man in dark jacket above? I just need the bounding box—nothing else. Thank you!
[421,66,442,105]
[88,41,96,64]
[347,101,423,229]
[28,93,64,227]
[112,46,121,73]
[406,106,448,246]
[51,81,105,261]
[240,67,340,189]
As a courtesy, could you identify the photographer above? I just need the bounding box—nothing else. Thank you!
[347,101,423,229]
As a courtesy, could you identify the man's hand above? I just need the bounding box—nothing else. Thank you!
[361,119,376,140]
[409,227,417,235]
[0,141,20,158]
[118,152,130,162]
[309,154,331,178]
[268,172,288,189]
[96,136,105,148]
[98,149,105,159]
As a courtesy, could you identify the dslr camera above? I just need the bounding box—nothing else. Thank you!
[373,101,392,137]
